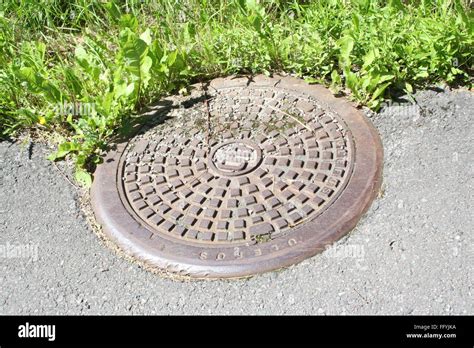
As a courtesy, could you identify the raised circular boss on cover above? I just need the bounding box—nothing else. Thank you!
[91,75,383,279]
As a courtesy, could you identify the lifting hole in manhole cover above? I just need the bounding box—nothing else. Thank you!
[91,75,383,278]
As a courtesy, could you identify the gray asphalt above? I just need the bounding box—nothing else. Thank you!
[0,88,472,315]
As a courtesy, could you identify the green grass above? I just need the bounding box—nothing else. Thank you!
[0,0,472,185]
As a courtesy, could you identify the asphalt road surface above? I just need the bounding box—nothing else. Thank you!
[1,88,472,314]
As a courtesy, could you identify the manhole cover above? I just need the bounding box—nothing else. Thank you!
[91,75,382,278]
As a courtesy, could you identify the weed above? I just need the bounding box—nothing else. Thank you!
[0,0,472,185]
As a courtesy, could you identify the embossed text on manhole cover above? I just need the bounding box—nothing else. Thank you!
[91,75,383,278]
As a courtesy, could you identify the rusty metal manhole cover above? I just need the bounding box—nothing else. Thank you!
[91,75,383,278]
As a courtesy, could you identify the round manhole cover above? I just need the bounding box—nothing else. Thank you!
[91,75,383,278]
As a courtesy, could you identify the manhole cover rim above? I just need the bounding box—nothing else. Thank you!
[91,74,383,279]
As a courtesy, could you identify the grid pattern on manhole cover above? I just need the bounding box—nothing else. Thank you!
[92,75,382,278]
[119,86,353,244]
